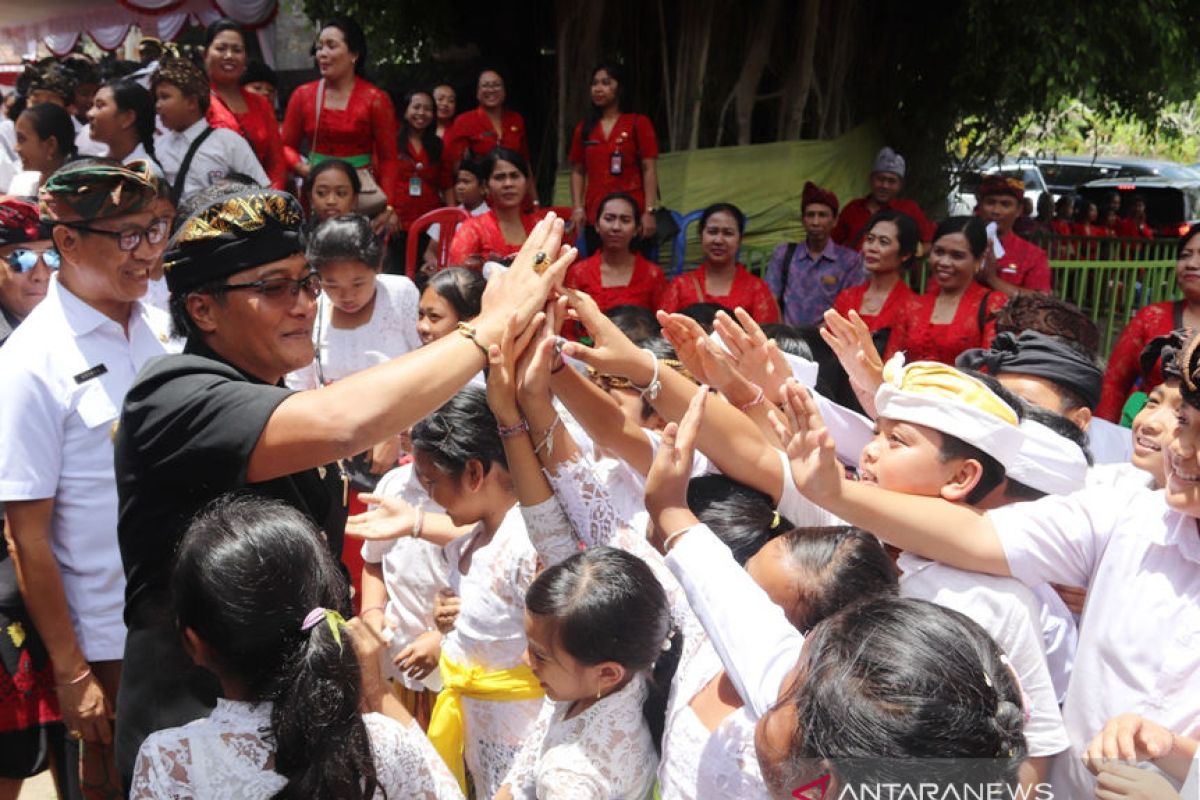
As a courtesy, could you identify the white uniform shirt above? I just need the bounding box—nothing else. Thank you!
[989,483,1200,797]
[121,142,165,178]
[74,120,108,157]
[1087,416,1134,465]
[154,118,268,201]
[0,277,172,660]
[898,552,1070,758]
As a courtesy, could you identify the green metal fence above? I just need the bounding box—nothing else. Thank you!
[738,235,1180,359]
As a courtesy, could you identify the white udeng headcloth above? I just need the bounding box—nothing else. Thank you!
[873,356,1024,467]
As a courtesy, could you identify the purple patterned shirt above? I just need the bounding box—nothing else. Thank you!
[764,239,865,326]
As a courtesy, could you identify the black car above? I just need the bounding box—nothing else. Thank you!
[1077,177,1200,238]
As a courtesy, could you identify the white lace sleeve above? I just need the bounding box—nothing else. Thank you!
[129,740,185,799]
[365,713,465,799]
[519,496,582,568]
[544,452,694,632]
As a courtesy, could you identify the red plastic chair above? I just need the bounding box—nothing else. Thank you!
[405,206,470,278]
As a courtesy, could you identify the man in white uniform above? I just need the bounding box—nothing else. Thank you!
[0,158,171,795]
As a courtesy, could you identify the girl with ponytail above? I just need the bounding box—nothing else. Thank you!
[128,494,462,799]
[477,308,897,799]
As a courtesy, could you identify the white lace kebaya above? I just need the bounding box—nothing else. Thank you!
[439,503,543,798]
[520,453,770,799]
[129,698,464,799]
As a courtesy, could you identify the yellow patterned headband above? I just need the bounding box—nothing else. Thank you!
[876,356,1023,466]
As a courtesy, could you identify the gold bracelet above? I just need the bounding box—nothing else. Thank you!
[57,666,92,688]
[456,322,489,359]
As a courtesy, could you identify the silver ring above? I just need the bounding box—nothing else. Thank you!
[533,251,547,265]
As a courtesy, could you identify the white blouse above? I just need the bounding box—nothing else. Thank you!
[530,453,770,800]
[503,674,658,800]
[130,698,463,799]
[287,273,422,389]
[441,503,542,799]
[361,463,449,691]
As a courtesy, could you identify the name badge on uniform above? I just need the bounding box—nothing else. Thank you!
[821,274,838,287]
[74,364,108,384]
[409,176,422,197]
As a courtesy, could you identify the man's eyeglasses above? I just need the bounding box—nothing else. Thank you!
[60,218,169,252]
[5,248,60,273]
[211,271,322,302]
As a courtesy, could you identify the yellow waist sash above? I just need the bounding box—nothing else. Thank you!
[427,655,545,793]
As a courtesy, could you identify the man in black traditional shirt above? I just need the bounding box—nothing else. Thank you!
[112,184,573,783]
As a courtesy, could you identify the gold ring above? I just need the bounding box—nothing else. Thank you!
[533,251,547,265]
[69,729,83,740]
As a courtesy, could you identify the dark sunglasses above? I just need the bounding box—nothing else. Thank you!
[210,271,323,302]
[5,248,60,273]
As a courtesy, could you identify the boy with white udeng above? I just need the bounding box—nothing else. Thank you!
[774,336,1200,797]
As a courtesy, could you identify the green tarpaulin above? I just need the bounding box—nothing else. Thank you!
[554,123,886,256]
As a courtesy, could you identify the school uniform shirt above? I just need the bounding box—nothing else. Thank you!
[996,231,1052,293]
[154,118,269,202]
[897,553,1070,758]
[764,239,865,326]
[567,114,658,226]
[74,118,108,157]
[1087,417,1134,466]
[360,464,449,692]
[0,277,171,661]
[121,142,164,178]
[988,483,1200,797]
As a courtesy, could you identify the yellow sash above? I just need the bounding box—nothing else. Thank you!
[426,655,545,793]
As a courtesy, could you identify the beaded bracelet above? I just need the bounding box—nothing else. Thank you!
[498,418,530,438]
[738,383,766,413]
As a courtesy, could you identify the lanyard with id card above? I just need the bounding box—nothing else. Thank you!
[409,168,423,197]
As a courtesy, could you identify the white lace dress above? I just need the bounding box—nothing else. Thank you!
[441,503,542,798]
[503,672,657,799]
[286,273,423,389]
[529,454,770,800]
[129,698,463,799]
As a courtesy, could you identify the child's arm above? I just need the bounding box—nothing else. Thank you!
[647,388,804,717]
[1085,714,1198,783]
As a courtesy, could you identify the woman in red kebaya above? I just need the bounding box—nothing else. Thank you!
[884,216,1008,365]
[832,209,918,336]
[447,147,545,268]
[282,16,400,235]
[563,192,666,337]
[568,62,660,249]
[661,203,780,324]
[441,69,529,188]
[1097,224,1200,421]
[393,89,446,237]
[203,19,288,189]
